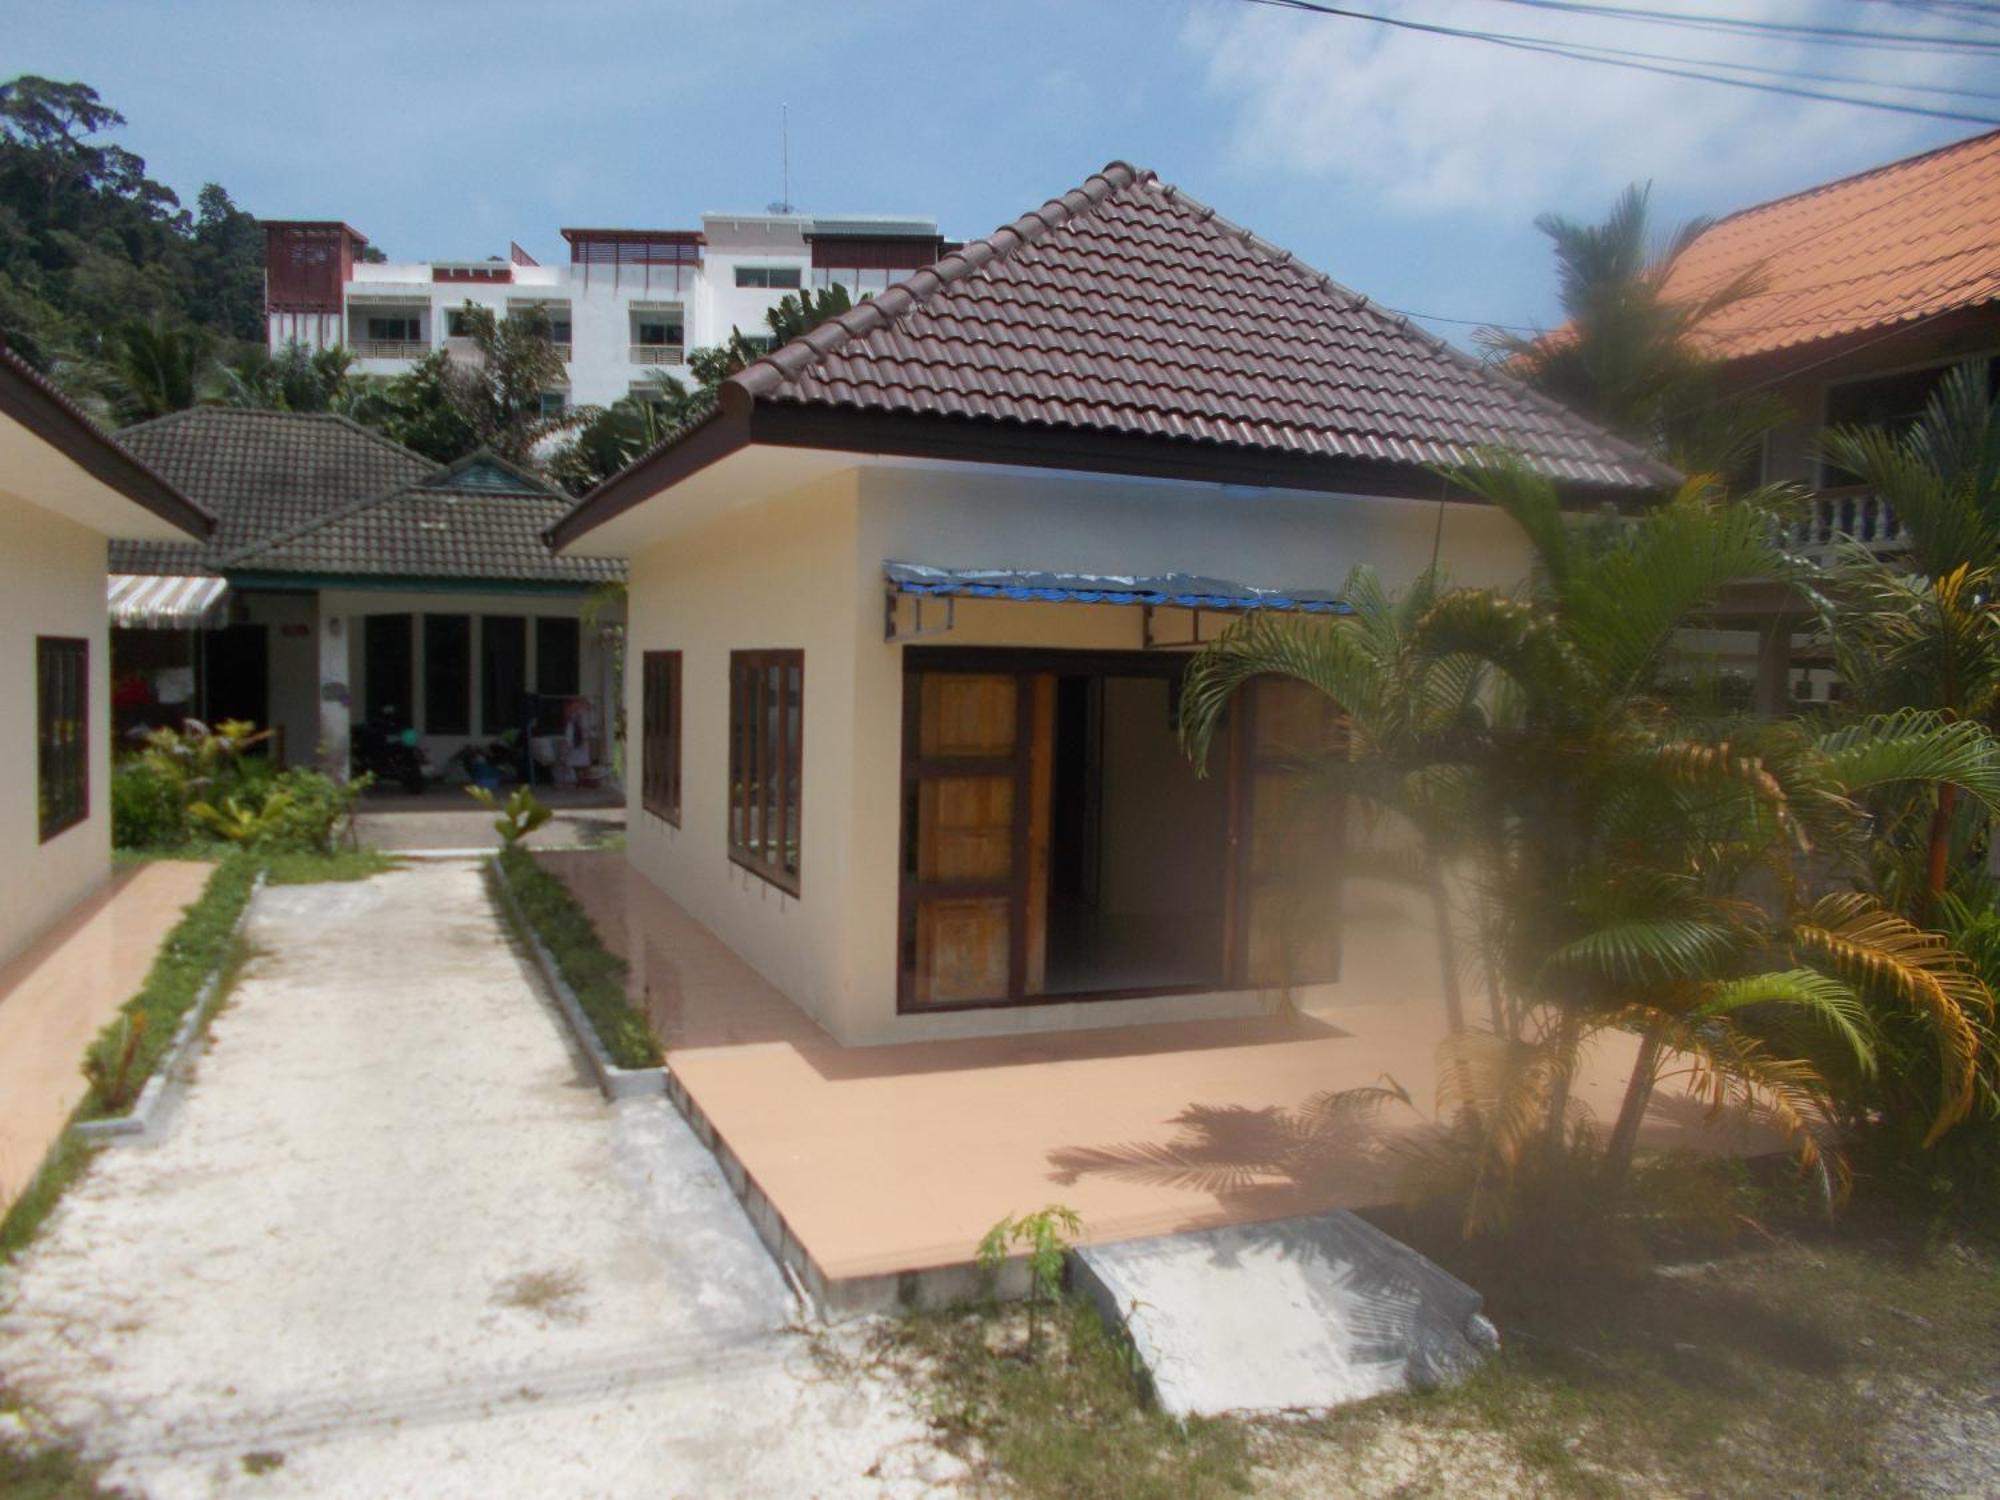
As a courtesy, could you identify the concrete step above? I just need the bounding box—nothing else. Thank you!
[1071,1209,1498,1416]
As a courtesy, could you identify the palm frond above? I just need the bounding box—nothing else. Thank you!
[1546,917,1741,983]
[1814,708,2000,814]
[1792,892,1990,1143]
[1695,968,1876,1078]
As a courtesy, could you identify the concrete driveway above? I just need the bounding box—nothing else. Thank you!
[0,864,956,1498]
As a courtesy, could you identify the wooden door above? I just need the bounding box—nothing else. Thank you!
[1233,676,1347,987]
[900,670,1052,1008]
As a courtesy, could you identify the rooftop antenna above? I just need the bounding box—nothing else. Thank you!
[767,104,796,215]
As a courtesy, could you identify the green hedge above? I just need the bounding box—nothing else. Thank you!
[497,846,661,1069]
[77,853,259,1121]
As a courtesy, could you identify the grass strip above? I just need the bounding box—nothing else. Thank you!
[260,847,400,885]
[0,1133,96,1265]
[496,845,662,1069]
[75,852,258,1124]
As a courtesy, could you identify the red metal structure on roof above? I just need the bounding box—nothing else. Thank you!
[262,222,368,314]
[560,229,704,293]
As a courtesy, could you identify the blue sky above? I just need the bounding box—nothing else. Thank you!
[4,0,1986,346]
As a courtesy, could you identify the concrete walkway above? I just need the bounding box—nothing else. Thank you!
[0,864,957,1498]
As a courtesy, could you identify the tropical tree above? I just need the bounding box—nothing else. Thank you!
[1484,184,1782,478]
[1814,365,2000,908]
[1180,458,2000,1228]
[364,302,589,467]
[91,313,216,421]
[548,283,858,495]
[216,341,363,414]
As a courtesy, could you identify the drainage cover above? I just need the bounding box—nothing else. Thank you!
[1071,1209,1498,1416]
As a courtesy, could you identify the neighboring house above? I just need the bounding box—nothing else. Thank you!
[549,161,1671,1046]
[1661,127,2000,706]
[108,410,623,778]
[262,211,952,409]
[0,343,215,968]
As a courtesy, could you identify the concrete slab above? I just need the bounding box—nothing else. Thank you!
[1071,1209,1497,1417]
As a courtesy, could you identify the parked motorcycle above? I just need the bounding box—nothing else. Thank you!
[350,711,431,794]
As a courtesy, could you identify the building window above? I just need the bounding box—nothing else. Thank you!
[642,651,682,826]
[734,265,802,289]
[366,315,421,342]
[536,390,568,418]
[1822,355,2000,485]
[536,616,580,696]
[446,309,475,338]
[363,614,414,727]
[423,614,471,736]
[482,615,527,733]
[634,318,682,347]
[728,649,802,892]
[37,636,88,843]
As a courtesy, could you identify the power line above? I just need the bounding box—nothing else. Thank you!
[1244,0,2000,125]
[1473,0,2000,52]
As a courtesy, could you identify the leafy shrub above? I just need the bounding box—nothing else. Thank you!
[467,784,553,846]
[189,768,367,855]
[111,757,185,848]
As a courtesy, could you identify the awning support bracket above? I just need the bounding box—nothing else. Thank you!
[885,588,956,644]
[1142,603,1207,651]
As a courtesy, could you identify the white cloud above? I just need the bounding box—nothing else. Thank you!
[1181,0,1990,215]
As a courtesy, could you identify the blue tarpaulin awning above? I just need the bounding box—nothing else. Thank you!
[884,562,1350,614]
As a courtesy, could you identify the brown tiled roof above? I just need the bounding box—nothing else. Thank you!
[1664,127,2000,363]
[0,340,215,541]
[112,409,437,574]
[730,162,1671,490]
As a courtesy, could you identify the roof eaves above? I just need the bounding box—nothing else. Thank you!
[0,341,218,540]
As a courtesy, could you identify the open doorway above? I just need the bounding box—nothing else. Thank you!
[1044,674,1228,994]
[900,648,1339,1013]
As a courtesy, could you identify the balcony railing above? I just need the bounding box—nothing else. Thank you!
[354,340,430,360]
[630,343,685,366]
[1784,486,1907,563]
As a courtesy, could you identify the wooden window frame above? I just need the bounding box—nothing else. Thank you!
[727,649,802,895]
[641,650,682,827]
[895,645,1344,1014]
[37,635,89,843]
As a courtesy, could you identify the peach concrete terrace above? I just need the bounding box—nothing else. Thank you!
[0,859,211,1199]
[539,850,1771,1283]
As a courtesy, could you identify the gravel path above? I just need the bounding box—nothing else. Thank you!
[0,864,958,1498]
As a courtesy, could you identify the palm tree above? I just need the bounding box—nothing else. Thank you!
[1816,365,2000,907]
[1180,458,2000,1227]
[94,314,216,422]
[1485,184,1782,478]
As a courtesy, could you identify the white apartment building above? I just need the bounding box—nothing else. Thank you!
[263,212,950,410]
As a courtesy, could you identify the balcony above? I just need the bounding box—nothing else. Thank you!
[630,343,685,366]
[354,340,430,361]
[1784,485,1907,564]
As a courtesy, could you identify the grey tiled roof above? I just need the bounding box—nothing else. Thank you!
[227,459,622,584]
[110,410,618,586]
[734,162,1675,491]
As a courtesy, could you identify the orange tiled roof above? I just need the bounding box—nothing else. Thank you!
[1664,127,2000,364]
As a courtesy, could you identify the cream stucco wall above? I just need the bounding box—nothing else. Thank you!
[623,455,1535,1046]
[624,471,862,1032]
[0,489,114,969]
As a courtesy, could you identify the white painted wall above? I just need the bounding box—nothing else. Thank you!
[322,586,617,770]
[0,489,113,970]
[620,454,1535,1046]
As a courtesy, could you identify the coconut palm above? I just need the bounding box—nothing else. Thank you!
[1180,458,2000,1228]
[93,314,216,422]
[1485,183,1783,479]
